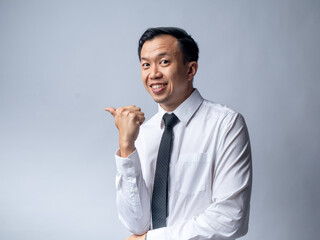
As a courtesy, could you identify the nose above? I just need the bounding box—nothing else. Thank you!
[149,65,162,80]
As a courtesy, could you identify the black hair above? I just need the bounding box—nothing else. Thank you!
[138,27,199,63]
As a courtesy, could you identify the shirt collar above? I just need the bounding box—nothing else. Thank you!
[157,88,204,128]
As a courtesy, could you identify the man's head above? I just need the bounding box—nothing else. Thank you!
[139,27,199,111]
[138,27,199,63]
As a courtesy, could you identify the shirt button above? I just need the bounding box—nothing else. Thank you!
[132,188,137,193]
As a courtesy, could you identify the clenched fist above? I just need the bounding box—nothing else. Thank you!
[105,105,145,158]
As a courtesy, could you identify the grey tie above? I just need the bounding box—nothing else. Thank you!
[151,113,178,229]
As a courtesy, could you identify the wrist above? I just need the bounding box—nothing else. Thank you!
[119,140,135,158]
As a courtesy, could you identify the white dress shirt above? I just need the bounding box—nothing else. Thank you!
[114,89,252,240]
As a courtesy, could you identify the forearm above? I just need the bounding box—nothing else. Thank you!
[115,150,151,234]
[147,183,251,240]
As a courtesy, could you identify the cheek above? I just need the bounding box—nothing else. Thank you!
[141,72,148,84]
[142,76,151,92]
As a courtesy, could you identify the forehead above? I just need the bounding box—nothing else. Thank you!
[140,35,181,58]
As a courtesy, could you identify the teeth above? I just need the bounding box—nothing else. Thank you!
[151,84,165,89]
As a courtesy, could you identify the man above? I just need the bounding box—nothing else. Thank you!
[105,27,252,240]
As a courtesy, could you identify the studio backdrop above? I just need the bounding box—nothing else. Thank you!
[0,1,319,239]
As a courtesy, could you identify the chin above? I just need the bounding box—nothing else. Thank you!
[152,98,163,104]
[150,96,165,104]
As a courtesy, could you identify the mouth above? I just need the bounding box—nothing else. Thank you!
[149,83,168,89]
[149,82,168,93]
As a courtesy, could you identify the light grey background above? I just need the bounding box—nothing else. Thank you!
[1,0,319,239]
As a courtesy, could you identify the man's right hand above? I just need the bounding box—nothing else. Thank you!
[105,105,145,158]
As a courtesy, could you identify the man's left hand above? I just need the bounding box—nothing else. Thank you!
[126,233,146,240]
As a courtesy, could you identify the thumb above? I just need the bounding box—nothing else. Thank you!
[104,107,116,117]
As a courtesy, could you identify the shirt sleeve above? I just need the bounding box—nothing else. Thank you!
[147,113,252,240]
[115,149,152,234]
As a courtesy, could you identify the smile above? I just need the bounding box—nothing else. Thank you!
[150,83,168,88]
[151,84,167,89]
[149,83,168,93]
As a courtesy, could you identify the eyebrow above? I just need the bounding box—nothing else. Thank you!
[141,52,170,61]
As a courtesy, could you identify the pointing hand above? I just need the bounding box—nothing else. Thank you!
[105,105,145,157]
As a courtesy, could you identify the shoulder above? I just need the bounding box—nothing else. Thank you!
[201,99,241,118]
[197,98,247,130]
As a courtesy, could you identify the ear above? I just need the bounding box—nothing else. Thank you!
[187,61,198,81]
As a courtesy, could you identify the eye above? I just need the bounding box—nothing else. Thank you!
[160,60,169,65]
[142,62,150,68]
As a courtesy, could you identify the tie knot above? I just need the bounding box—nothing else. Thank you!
[163,113,178,128]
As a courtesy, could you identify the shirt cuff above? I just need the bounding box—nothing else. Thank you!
[147,227,167,240]
[115,149,141,177]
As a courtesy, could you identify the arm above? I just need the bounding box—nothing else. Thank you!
[106,106,151,234]
[115,149,151,234]
[147,113,252,240]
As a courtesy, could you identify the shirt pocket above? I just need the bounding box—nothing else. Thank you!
[174,153,209,195]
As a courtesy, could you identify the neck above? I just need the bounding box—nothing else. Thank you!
[160,88,194,112]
